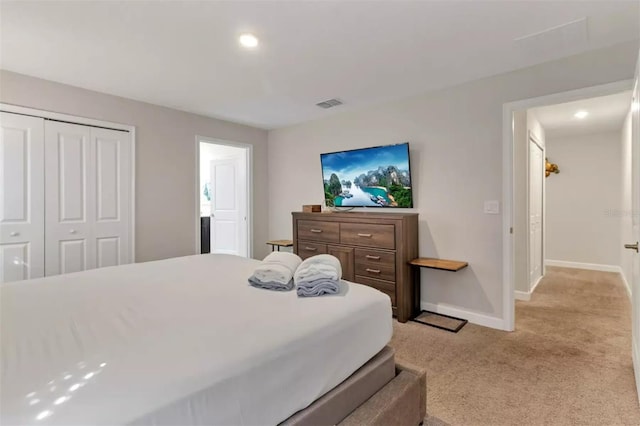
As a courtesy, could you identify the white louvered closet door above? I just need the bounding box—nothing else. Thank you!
[45,121,131,276]
[0,112,45,283]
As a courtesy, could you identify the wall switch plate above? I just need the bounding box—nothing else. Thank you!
[484,200,500,214]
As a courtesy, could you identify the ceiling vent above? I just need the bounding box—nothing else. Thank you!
[514,17,588,53]
[316,98,343,109]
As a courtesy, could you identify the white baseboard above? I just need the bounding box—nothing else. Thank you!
[546,259,633,300]
[531,274,543,293]
[420,302,504,330]
[634,339,640,405]
[620,271,633,300]
[545,259,620,272]
[514,275,543,302]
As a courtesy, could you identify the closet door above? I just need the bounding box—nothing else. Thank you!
[0,113,45,283]
[528,137,544,288]
[45,122,131,275]
[45,121,94,275]
[92,127,131,268]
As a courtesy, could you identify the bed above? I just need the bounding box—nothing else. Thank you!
[1,254,395,425]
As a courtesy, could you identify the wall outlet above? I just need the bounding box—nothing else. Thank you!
[484,200,500,214]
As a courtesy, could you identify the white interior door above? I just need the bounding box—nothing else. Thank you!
[45,121,131,275]
[629,51,640,404]
[529,137,544,289]
[210,157,246,256]
[0,113,45,283]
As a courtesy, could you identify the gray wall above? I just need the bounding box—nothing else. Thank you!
[0,70,270,262]
[545,131,622,266]
[267,41,638,327]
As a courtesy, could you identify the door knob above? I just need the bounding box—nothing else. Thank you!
[624,242,639,253]
[10,231,19,237]
[69,229,77,234]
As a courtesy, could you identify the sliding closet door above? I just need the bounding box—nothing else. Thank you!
[0,112,45,282]
[45,121,131,275]
[45,121,94,275]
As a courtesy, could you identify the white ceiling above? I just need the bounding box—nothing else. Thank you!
[531,90,632,138]
[1,1,639,129]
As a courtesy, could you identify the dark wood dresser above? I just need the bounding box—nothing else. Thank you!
[292,211,419,322]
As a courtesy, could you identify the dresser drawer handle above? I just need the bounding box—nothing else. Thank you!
[365,255,381,260]
[357,233,372,238]
[304,247,318,251]
[310,229,323,233]
[366,268,381,274]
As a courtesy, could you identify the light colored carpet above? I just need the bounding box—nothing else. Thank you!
[391,266,640,425]
[424,414,450,426]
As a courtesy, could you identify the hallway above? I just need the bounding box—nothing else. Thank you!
[390,267,639,425]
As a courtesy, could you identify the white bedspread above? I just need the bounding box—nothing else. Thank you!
[1,254,392,425]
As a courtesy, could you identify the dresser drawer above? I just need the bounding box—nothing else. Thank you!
[355,275,396,306]
[355,248,396,282]
[297,240,327,259]
[297,220,340,243]
[340,223,395,249]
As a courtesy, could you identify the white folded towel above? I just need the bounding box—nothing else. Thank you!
[294,254,342,284]
[252,252,302,285]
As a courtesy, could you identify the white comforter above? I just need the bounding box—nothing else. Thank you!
[1,254,392,425]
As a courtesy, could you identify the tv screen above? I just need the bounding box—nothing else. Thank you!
[321,143,413,208]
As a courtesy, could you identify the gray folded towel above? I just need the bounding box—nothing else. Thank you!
[296,277,340,297]
[249,276,295,292]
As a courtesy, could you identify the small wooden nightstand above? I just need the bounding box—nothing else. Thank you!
[266,239,293,252]
[409,257,469,332]
[408,258,468,271]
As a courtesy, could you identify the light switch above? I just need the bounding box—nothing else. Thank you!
[484,200,500,214]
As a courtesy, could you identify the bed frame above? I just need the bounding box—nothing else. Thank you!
[281,346,426,426]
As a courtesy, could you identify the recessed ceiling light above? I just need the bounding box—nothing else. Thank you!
[574,110,588,119]
[239,33,258,49]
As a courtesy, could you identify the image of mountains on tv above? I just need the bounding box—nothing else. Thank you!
[321,144,412,208]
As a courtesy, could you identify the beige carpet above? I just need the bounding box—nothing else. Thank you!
[390,266,640,425]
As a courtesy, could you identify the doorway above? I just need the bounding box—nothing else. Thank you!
[512,90,633,303]
[502,79,635,330]
[505,78,640,404]
[512,91,635,304]
[196,138,251,257]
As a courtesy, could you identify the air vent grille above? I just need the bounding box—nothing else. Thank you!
[316,98,343,109]
[514,17,588,53]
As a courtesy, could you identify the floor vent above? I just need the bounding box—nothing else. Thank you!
[316,98,343,109]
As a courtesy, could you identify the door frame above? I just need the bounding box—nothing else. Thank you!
[0,103,137,262]
[631,53,640,404]
[501,79,633,331]
[195,136,253,258]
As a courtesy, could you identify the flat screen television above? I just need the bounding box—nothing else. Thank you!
[321,142,413,208]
